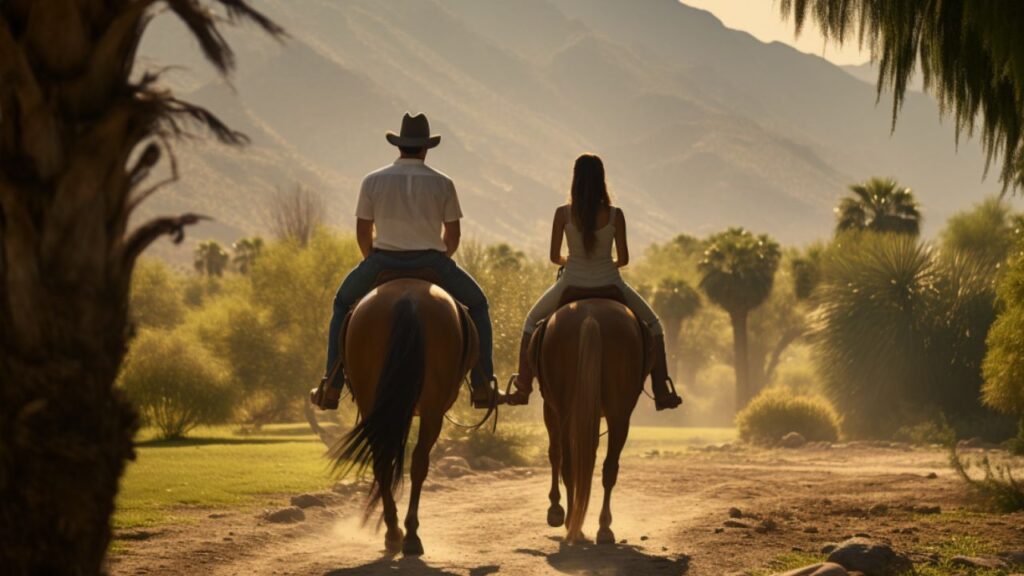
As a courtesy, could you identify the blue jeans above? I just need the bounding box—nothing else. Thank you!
[326,250,494,389]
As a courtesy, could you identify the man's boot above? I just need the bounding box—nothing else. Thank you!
[506,332,534,406]
[470,376,505,409]
[310,361,344,410]
[651,334,682,411]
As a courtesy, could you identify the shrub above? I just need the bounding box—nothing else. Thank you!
[736,388,841,444]
[982,239,1024,417]
[119,329,236,439]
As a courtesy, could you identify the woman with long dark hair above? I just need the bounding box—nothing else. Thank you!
[506,154,682,410]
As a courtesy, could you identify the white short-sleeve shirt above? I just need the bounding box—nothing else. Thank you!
[355,158,463,252]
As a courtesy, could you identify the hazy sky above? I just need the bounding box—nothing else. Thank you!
[684,0,868,65]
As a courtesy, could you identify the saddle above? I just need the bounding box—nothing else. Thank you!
[333,268,475,392]
[531,284,656,383]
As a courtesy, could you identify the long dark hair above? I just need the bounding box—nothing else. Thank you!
[570,154,611,255]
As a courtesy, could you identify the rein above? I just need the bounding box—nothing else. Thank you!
[443,376,500,432]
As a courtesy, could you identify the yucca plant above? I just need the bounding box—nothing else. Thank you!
[0,2,281,573]
[814,233,996,437]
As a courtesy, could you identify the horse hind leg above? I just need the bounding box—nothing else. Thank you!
[380,475,404,554]
[402,415,442,556]
[544,403,565,527]
[596,418,629,545]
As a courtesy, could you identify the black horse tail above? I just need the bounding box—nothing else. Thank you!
[331,295,424,521]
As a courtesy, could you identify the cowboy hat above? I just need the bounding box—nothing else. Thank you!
[386,113,441,149]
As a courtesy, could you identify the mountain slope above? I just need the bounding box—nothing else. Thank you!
[137,0,996,260]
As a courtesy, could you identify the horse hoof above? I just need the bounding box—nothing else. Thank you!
[596,527,615,545]
[547,504,565,527]
[402,535,424,556]
[384,529,404,554]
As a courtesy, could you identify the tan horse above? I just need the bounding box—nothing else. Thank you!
[331,278,477,556]
[535,297,648,544]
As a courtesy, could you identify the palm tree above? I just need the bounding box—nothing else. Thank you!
[232,237,265,274]
[651,277,701,364]
[0,2,281,573]
[698,228,781,410]
[194,241,230,277]
[779,1,1024,189]
[835,178,921,236]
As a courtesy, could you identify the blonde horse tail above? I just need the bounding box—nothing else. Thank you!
[566,315,602,542]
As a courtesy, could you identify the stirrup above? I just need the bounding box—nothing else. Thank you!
[654,376,683,411]
[505,374,531,406]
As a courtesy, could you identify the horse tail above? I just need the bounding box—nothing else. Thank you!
[565,315,602,542]
[331,295,424,521]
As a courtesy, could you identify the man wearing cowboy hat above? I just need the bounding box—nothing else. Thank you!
[315,113,501,409]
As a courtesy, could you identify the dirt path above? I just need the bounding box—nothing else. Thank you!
[108,445,1024,575]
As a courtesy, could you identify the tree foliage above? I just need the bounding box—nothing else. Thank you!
[835,177,920,236]
[130,259,186,329]
[194,240,230,277]
[982,239,1024,416]
[779,0,1024,189]
[940,197,1022,272]
[119,329,236,440]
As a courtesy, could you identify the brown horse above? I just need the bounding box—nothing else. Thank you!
[331,278,477,556]
[535,297,648,544]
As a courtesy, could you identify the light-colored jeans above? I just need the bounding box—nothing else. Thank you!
[523,277,663,335]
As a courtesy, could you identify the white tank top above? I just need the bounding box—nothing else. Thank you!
[563,206,622,287]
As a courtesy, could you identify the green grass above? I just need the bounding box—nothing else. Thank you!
[752,552,826,576]
[913,534,1006,576]
[115,424,736,529]
[115,424,334,529]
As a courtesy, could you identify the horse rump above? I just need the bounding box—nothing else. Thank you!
[330,296,425,521]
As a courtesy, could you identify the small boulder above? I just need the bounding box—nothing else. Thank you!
[264,506,305,524]
[728,507,744,518]
[290,494,325,509]
[780,432,807,448]
[804,526,820,534]
[950,556,1007,570]
[957,437,985,449]
[774,563,848,576]
[925,472,938,479]
[826,538,911,575]
[913,504,941,515]
[724,519,752,529]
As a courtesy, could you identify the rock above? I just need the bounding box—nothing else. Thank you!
[640,535,649,541]
[868,503,888,516]
[756,518,778,533]
[473,456,503,471]
[821,543,839,554]
[436,456,474,478]
[289,494,325,509]
[925,472,938,479]
[728,507,744,518]
[804,526,820,534]
[208,513,228,519]
[264,506,305,523]
[724,519,752,529]
[826,538,911,575]
[913,505,941,515]
[774,563,849,576]
[780,432,807,448]
[714,527,725,534]
[950,556,1007,569]
[1002,551,1024,566]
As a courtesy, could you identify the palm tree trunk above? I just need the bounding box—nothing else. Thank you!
[1,298,138,574]
[729,311,750,411]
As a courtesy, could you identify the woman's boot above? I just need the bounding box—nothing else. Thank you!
[506,332,534,405]
[651,334,682,410]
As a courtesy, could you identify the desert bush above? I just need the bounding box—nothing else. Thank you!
[814,233,997,437]
[982,239,1024,417]
[119,329,236,439]
[130,259,186,329]
[736,388,841,444]
[950,447,1024,512]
